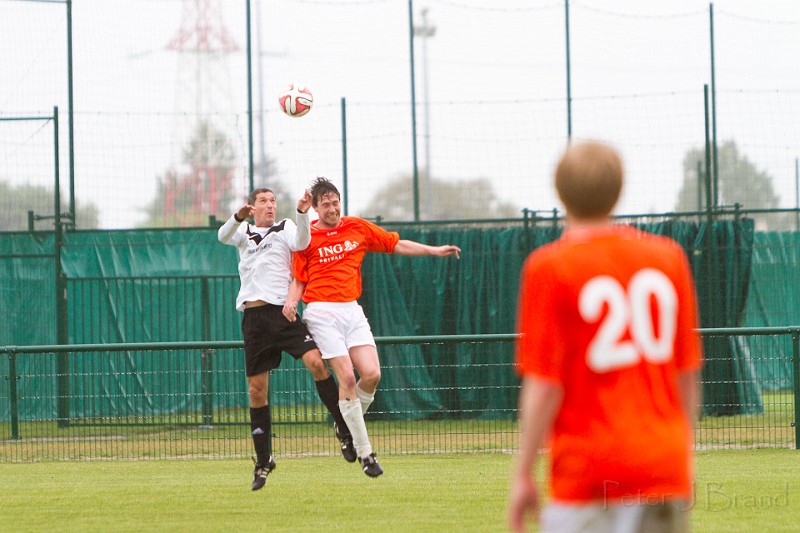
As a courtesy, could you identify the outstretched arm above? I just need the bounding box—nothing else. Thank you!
[507,376,562,533]
[393,240,461,259]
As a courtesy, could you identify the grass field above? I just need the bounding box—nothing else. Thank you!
[1,449,798,532]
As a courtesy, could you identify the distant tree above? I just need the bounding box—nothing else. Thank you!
[139,121,235,227]
[358,174,520,221]
[140,120,295,227]
[675,140,789,229]
[0,181,99,231]
[138,121,288,227]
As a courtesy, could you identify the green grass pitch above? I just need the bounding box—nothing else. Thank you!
[0,449,798,532]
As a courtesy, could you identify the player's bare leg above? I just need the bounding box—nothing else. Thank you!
[299,349,356,462]
[349,344,380,415]
[348,345,384,477]
[328,354,383,477]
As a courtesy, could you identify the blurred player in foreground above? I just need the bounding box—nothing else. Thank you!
[218,188,356,491]
[508,141,703,532]
[284,176,461,477]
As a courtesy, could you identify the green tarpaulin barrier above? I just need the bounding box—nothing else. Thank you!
[0,219,759,421]
[742,232,800,392]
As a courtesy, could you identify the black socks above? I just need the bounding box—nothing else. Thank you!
[250,405,271,466]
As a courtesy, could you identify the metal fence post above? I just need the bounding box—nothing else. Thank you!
[53,106,70,429]
[7,350,20,439]
[200,277,213,427]
[793,332,800,450]
[341,96,349,217]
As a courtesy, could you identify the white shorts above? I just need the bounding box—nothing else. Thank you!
[541,500,688,533]
[302,301,375,359]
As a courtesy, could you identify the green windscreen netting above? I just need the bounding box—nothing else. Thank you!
[1,219,762,421]
[741,232,800,392]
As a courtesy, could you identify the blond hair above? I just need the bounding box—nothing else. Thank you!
[555,141,623,219]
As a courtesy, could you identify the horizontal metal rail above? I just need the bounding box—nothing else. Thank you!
[0,334,516,354]
[2,328,799,354]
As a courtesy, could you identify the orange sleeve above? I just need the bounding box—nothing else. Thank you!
[515,251,568,383]
[358,218,400,253]
[292,249,309,283]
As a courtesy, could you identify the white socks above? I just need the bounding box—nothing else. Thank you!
[339,398,372,458]
[356,384,375,415]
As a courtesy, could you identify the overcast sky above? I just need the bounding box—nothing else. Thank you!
[1,0,798,228]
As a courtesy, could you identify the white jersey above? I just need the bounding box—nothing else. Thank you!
[218,211,311,311]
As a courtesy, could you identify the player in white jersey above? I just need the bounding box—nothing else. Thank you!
[218,187,356,491]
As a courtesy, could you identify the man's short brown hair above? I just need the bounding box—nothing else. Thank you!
[309,177,340,207]
[248,187,274,206]
[555,141,623,219]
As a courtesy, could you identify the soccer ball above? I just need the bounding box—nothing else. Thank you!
[278,84,313,117]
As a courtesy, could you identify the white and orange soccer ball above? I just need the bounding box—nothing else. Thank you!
[278,83,313,117]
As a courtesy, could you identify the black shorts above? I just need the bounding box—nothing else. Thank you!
[241,304,318,377]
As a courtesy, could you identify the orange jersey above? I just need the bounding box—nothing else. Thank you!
[292,216,400,303]
[515,225,702,503]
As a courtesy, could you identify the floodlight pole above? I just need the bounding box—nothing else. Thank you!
[414,8,435,219]
[341,97,349,216]
[66,0,75,224]
[407,0,421,222]
[246,0,255,192]
[255,0,266,186]
[709,3,719,210]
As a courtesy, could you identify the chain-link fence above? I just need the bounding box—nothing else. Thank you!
[1,1,798,229]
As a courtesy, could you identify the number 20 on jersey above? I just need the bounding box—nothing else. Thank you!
[579,268,678,373]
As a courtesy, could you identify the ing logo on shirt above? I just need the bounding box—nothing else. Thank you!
[318,240,360,258]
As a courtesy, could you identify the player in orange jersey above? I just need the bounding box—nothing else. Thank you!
[218,188,357,490]
[284,176,461,477]
[508,141,703,533]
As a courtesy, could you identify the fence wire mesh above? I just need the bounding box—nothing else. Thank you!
[2,331,797,462]
[1,1,798,229]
